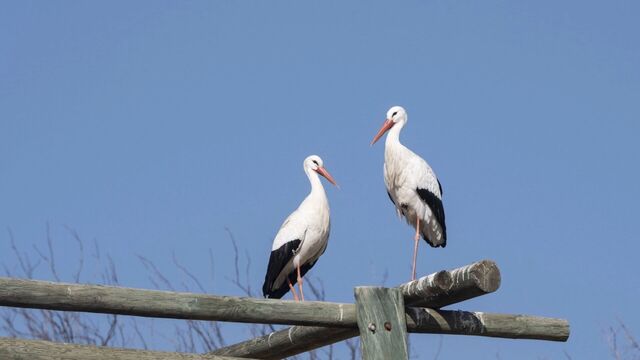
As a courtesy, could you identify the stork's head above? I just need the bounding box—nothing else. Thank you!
[370,106,407,145]
[304,155,338,186]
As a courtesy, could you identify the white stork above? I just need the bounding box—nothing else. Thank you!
[370,106,447,281]
[262,155,337,301]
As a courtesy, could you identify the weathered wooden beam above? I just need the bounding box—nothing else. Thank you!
[397,269,452,306]
[0,337,255,360]
[210,326,355,360]
[399,259,500,308]
[0,261,497,328]
[355,287,408,360]
[0,277,354,328]
[212,260,501,359]
[212,310,568,359]
[405,308,570,341]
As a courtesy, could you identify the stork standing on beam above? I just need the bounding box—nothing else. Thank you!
[371,106,447,281]
[262,155,338,301]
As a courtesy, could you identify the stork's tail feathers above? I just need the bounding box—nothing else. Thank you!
[424,236,446,248]
[422,229,446,248]
[263,281,292,299]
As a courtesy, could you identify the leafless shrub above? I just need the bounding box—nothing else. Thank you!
[134,251,226,353]
[1,224,359,359]
[1,225,123,347]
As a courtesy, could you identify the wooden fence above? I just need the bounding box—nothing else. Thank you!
[0,259,569,360]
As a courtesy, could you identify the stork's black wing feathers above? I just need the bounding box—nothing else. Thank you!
[262,240,317,299]
[437,179,443,196]
[416,188,447,247]
[263,240,300,298]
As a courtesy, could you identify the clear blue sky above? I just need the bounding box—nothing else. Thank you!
[1,1,639,358]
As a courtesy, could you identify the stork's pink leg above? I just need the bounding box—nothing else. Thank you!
[297,265,305,302]
[412,217,420,281]
[288,279,300,302]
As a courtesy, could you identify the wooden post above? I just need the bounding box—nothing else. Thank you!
[0,337,255,360]
[355,287,408,360]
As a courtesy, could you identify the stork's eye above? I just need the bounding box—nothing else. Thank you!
[312,160,319,165]
[392,111,398,117]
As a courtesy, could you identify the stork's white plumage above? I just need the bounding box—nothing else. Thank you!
[371,106,447,281]
[262,155,337,301]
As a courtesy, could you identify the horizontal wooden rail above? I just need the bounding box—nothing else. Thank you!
[0,260,499,328]
[406,308,569,341]
[0,277,355,328]
[212,260,503,359]
[212,310,568,359]
[0,337,255,360]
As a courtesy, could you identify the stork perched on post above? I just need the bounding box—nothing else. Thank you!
[371,106,447,281]
[262,155,338,301]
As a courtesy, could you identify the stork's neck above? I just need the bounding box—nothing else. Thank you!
[385,120,405,147]
[305,169,327,199]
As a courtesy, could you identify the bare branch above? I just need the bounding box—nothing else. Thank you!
[45,223,60,282]
[618,319,640,352]
[244,249,253,297]
[136,255,173,291]
[606,326,621,360]
[172,252,206,294]
[91,239,101,261]
[131,319,148,350]
[105,255,119,285]
[380,268,389,287]
[344,338,358,360]
[306,276,325,301]
[7,228,40,278]
[64,226,84,283]
[100,315,118,346]
[208,249,216,286]
[224,227,251,295]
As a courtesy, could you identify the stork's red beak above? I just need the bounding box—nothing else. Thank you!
[315,166,338,187]
[370,119,394,145]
